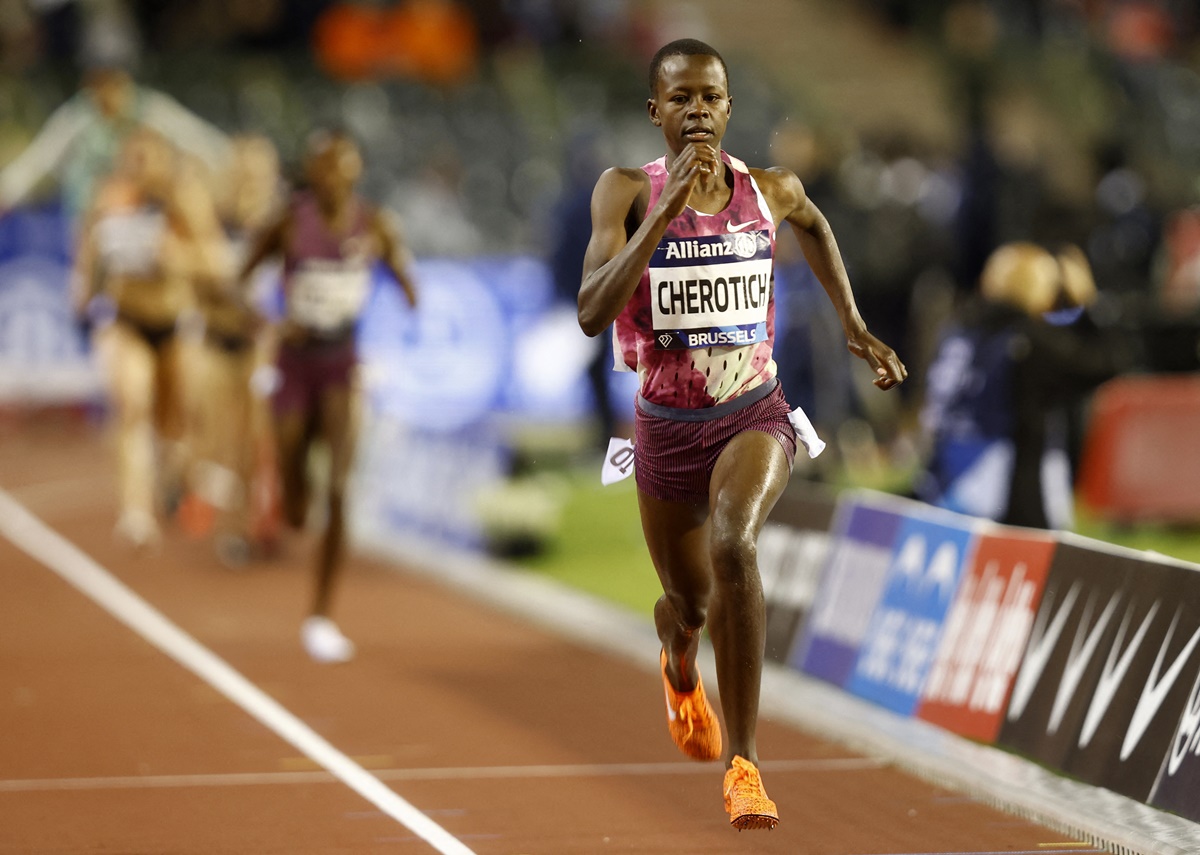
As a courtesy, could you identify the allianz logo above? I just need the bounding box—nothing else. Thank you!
[1008,582,1200,760]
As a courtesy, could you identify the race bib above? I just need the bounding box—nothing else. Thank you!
[649,231,771,350]
[287,263,371,332]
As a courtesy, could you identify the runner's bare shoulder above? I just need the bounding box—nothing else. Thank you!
[592,166,650,228]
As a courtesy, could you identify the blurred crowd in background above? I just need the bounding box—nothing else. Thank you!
[4,0,1200,492]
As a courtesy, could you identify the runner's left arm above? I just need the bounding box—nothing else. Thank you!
[70,201,103,317]
[764,166,907,390]
[374,207,418,309]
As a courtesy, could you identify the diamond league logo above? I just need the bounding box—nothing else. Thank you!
[658,333,674,348]
[731,232,758,259]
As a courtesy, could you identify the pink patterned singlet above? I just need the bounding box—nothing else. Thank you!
[613,151,778,409]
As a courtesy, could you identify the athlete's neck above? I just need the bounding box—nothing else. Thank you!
[314,191,354,229]
[685,158,733,215]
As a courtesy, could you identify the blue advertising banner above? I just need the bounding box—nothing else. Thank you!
[352,412,510,549]
[358,255,638,428]
[351,255,637,548]
[0,208,98,403]
[790,496,906,687]
[845,511,977,716]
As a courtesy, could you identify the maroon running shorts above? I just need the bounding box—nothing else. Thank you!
[272,338,358,417]
[633,378,798,503]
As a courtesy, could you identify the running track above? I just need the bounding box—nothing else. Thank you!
[0,416,1110,854]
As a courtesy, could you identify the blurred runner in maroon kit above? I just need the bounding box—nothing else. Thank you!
[577,39,906,830]
[238,128,417,663]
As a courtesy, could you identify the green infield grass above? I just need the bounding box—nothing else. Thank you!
[511,469,660,618]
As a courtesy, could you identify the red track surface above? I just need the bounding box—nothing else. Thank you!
[0,418,1103,854]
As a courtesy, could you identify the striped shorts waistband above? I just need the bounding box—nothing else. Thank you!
[637,377,778,423]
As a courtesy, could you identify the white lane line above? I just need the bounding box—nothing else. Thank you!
[0,487,476,855]
[0,757,887,793]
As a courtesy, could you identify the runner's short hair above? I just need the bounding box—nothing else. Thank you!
[303,125,358,160]
[648,39,728,94]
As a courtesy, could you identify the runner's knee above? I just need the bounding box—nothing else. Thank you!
[709,524,758,586]
[663,587,710,631]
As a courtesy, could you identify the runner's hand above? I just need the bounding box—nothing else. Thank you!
[656,143,718,221]
[847,329,907,390]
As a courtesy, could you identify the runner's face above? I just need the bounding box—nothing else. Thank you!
[121,131,173,191]
[87,69,132,119]
[308,137,362,200]
[649,55,731,155]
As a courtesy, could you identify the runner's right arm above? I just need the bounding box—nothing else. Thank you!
[577,145,713,337]
[373,207,418,309]
[236,209,288,292]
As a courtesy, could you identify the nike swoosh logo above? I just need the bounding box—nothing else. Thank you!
[664,686,677,721]
[1008,582,1081,721]
[1079,600,1159,748]
[1121,609,1200,761]
[727,220,757,232]
[1047,589,1121,735]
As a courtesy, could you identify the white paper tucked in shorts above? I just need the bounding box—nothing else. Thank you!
[600,436,635,485]
[600,404,825,486]
[787,406,826,459]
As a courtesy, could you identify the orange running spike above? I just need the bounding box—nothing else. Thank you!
[723,755,779,830]
[660,649,722,761]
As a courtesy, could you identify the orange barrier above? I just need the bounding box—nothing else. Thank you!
[1079,374,1200,523]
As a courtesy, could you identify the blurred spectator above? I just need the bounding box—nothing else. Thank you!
[548,133,612,449]
[0,63,231,227]
[767,121,858,442]
[0,1,40,72]
[1085,139,1160,296]
[1158,204,1200,316]
[916,241,1132,529]
[838,131,948,384]
[387,148,483,256]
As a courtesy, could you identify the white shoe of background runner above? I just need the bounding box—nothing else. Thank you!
[301,616,356,663]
